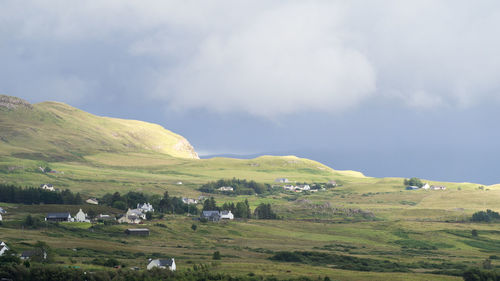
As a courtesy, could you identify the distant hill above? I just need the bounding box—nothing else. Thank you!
[0,95,199,161]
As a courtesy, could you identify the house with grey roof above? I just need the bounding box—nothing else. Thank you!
[202,211,221,222]
[147,258,176,271]
[45,212,72,222]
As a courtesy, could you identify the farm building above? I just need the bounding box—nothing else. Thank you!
[125,228,150,236]
[45,212,72,222]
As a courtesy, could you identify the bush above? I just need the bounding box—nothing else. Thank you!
[212,251,221,260]
[471,210,500,222]
[403,178,423,188]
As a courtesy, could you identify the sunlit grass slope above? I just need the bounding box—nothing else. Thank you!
[0,95,198,160]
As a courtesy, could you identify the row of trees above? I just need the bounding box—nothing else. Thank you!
[471,209,500,222]
[199,178,270,195]
[0,184,83,205]
[202,197,277,220]
[403,177,424,187]
[99,191,197,215]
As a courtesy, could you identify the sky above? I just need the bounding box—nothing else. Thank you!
[2,1,500,184]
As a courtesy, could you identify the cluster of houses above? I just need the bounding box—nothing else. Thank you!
[283,184,314,192]
[218,186,234,192]
[45,209,92,223]
[406,183,447,190]
[201,210,234,222]
[42,202,156,225]
[0,241,48,261]
[117,203,154,224]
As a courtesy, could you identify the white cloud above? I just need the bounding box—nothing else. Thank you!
[1,1,500,116]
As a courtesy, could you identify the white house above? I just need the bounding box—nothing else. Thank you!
[218,186,234,192]
[118,208,145,224]
[75,209,90,222]
[137,203,154,213]
[0,242,8,256]
[0,207,6,214]
[182,198,198,205]
[275,178,289,183]
[86,198,99,205]
[40,184,55,191]
[220,210,234,220]
[147,258,176,271]
[176,181,183,185]
[430,185,446,190]
[421,183,430,190]
[0,213,2,222]
[283,185,296,191]
[297,185,310,191]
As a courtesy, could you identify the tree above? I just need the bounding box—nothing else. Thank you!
[203,197,218,211]
[87,209,97,220]
[212,251,221,260]
[112,200,127,210]
[191,224,197,231]
[245,199,251,219]
[254,203,277,219]
[31,241,51,263]
[146,212,153,220]
[403,178,423,188]
[471,229,478,237]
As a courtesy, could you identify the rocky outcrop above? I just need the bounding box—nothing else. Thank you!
[174,139,199,159]
[0,95,33,110]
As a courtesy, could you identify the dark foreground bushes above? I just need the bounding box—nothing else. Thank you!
[463,268,500,281]
[0,263,328,281]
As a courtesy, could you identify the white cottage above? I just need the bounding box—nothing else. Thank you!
[75,209,90,222]
[147,258,176,271]
[137,203,154,213]
[40,184,55,191]
[0,242,8,256]
[220,210,234,220]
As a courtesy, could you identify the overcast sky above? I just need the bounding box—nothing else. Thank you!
[2,1,500,184]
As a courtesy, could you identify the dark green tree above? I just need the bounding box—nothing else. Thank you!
[212,251,221,260]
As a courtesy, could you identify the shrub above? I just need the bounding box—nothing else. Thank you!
[212,251,221,260]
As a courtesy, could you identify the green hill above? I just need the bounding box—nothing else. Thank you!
[0,95,199,160]
[0,94,366,195]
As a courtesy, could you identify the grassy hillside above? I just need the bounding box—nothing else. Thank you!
[1,95,499,280]
[0,95,198,160]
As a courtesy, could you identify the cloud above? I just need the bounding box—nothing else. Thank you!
[1,1,500,117]
[150,2,376,117]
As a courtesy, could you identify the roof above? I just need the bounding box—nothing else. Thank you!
[221,210,232,215]
[126,228,149,232]
[40,184,53,187]
[155,259,174,267]
[202,211,220,216]
[46,213,70,219]
[21,250,36,257]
